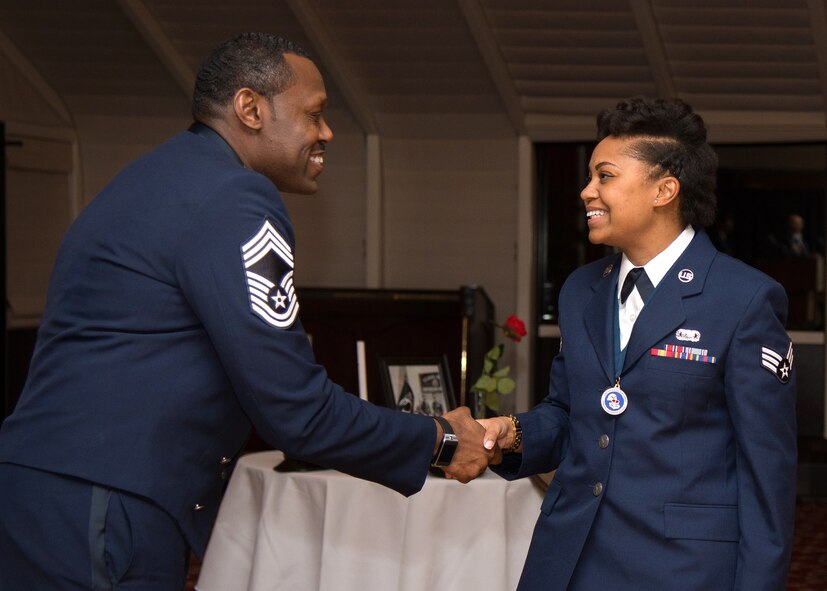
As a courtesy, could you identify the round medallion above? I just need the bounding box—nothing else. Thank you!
[600,386,628,416]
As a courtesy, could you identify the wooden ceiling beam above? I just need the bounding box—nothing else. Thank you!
[286,0,377,134]
[629,0,677,98]
[0,27,73,125]
[116,0,194,99]
[457,0,526,135]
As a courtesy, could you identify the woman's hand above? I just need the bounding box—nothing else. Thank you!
[477,416,518,462]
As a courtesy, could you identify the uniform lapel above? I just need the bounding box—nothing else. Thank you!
[622,230,715,373]
[584,258,621,382]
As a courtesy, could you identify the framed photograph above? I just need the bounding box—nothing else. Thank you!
[378,355,455,416]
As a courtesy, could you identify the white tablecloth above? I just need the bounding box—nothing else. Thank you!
[196,451,545,591]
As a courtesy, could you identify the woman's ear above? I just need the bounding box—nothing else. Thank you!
[654,176,680,207]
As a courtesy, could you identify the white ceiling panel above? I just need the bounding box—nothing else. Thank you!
[0,0,824,140]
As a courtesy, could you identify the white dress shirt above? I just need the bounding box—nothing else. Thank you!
[618,226,695,349]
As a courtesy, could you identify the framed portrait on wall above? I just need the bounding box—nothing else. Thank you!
[378,356,455,416]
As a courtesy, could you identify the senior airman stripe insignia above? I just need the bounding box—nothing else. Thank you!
[761,342,793,384]
[241,219,299,329]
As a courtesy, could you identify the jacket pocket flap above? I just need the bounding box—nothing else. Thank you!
[664,503,739,542]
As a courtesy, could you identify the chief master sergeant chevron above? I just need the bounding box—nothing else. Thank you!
[0,32,496,590]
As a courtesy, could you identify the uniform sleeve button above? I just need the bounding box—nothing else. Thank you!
[592,482,604,497]
[219,456,232,465]
[193,503,205,511]
[598,434,610,449]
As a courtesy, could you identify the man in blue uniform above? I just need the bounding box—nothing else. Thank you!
[0,33,495,590]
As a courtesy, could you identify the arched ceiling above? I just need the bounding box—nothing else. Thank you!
[1,0,826,142]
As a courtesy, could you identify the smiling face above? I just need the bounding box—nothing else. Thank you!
[581,135,682,265]
[252,53,333,194]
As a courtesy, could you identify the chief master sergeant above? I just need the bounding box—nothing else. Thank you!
[0,32,495,590]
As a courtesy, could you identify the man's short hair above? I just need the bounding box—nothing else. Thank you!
[192,32,310,121]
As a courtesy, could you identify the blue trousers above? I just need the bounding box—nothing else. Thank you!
[0,463,189,590]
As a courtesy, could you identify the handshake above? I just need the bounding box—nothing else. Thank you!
[432,406,519,482]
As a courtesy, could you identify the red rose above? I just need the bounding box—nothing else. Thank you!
[503,315,527,342]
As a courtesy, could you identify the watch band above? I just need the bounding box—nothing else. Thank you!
[431,416,459,467]
[502,414,522,453]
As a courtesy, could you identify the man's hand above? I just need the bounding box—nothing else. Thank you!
[437,407,501,482]
[478,416,516,463]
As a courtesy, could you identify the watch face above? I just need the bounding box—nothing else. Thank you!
[434,434,459,466]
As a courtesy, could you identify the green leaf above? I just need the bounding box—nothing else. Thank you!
[497,377,516,395]
[473,375,497,392]
[483,359,495,374]
[485,391,500,411]
[485,344,503,361]
[493,365,510,378]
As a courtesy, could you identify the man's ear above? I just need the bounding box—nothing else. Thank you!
[233,88,263,130]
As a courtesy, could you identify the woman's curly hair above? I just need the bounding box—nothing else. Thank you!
[596,97,718,228]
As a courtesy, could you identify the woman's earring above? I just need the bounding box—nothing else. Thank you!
[654,198,659,205]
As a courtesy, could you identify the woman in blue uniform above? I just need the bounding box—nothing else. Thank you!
[481,97,796,591]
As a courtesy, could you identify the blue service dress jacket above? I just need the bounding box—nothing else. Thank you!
[0,125,436,556]
[494,230,797,591]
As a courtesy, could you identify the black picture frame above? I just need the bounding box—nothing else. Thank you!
[378,355,456,416]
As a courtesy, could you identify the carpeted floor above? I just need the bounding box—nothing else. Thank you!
[787,497,827,591]
[184,497,827,591]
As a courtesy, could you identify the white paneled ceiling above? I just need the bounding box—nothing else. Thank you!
[653,0,822,111]
[316,0,502,114]
[1,0,826,141]
[487,0,658,113]
[0,0,188,117]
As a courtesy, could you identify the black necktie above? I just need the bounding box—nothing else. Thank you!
[620,267,654,304]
